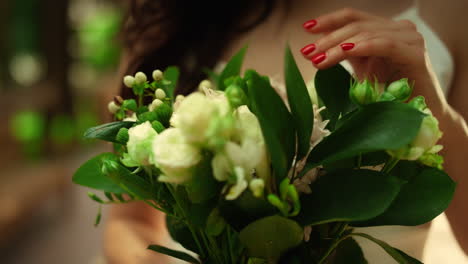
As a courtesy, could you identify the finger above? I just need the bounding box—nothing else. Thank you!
[303,8,379,33]
[310,37,423,70]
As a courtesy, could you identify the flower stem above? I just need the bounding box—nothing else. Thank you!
[382,156,400,174]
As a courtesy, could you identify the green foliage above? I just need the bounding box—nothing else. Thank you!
[246,70,296,181]
[352,233,422,264]
[166,215,200,254]
[84,121,134,143]
[163,66,180,99]
[73,153,126,193]
[147,245,201,264]
[333,237,368,264]
[354,163,456,227]
[284,45,313,160]
[218,46,247,91]
[308,102,425,166]
[314,64,355,130]
[295,169,403,226]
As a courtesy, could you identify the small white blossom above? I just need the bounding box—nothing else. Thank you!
[249,178,265,197]
[225,166,248,200]
[135,72,147,85]
[123,75,135,88]
[107,101,120,114]
[155,88,166,100]
[149,99,164,112]
[152,128,202,183]
[127,122,158,166]
[198,80,213,91]
[152,69,163,81]
[311,105,331,148]
[293,167,319,194]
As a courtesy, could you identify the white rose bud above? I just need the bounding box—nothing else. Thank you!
[386,78,412,101]
[155,88,166,100]
[249,178,265,198]
[134,72,147,85]
[127,122,158,166]
[152,69,164,81]
[198,80,213,91]
[149,99,164,112]
[123,75,135,88]
[152,128,202,183]
[107,101,120,114]
[349,79,378,105]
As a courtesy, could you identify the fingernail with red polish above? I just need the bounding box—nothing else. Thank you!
[311,53,326,64]
[341,43,355,51]
[303,19,317,30]
[301,44,316,56]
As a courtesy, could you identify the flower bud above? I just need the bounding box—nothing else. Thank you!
[107,101,120,114]
[225,84,248,108]
[134,72,147,85]
[349,79,377,105]
[123,75,135,88]
[249,178,265,198]
[149,99,164,112]
[386,78,412,101]
[155,103,173,126]
[151,120,165,133]
[152,69,164,81]
[408,96,427,111]
[378,91,397,102]
[198,80,213,91]
[155,88,166,100]
[115,127,129,144]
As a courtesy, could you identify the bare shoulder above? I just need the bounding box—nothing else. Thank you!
[419,0,468,58]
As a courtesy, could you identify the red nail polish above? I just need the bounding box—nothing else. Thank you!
[311,53,326,64]
[341,43,355,51]
[301,44,316,55]
[303,19,317,30]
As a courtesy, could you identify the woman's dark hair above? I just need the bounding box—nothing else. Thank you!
[120,0,278,98]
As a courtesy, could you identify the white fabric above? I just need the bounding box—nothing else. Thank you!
[354,5,457,263]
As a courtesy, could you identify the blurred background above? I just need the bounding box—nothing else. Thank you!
[0,1,466,264]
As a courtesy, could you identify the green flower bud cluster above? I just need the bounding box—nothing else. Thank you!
[349,78,413,106]
[267,178,301,217]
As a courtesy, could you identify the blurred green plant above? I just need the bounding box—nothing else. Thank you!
[9,110,46,159]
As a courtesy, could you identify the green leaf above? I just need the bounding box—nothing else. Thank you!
[218,46,247,91]
[184,159,221,203]
[247,70,296,181]
[333,237,368,264]
[309,102,425,166]
[164,66,179,99]
[206,208,227,236]
[166,215,200,254]
[101,160,154,200]
[354,164,456,226]
[73,153,126,193]
[94,205,102,227]
[295,169,403,226]
[239,215,303,262]
[352,233,422,264]
[284,45,313,159]
[314,64,355,130]
[83,121,134,143]
[147,245,201,264]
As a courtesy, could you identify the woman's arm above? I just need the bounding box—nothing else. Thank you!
[104,202,172,264]
[420,0,468,254]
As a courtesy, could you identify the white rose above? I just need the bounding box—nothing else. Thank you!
[127,121,158,166]
[152,128,202,183]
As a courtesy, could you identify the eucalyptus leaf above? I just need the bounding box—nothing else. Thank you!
[246,70,296,181]
[147,245,201,264]
[314,64,355,130]
[308,102,425,166]
[352,233,422,264]
[73,153,126,193]
[284,45,313,159]
[295,169,403,226]
[354,164,456,227]
[83,121,134,143]
[239,215,303,262]
[218,46,247,91]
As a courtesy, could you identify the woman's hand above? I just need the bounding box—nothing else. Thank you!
[300,8,446,113]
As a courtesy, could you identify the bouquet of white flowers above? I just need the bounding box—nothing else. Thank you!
[74,46,455,264]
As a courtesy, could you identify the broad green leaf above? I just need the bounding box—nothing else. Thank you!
[295,169,403,226]
[333,237,368,264]
[246,70,296,180]
[218,46,247,91]
[352,233,422,264]
[166,215,200,254]
[354,164,456,226]
[239,215,303,262]
[284,45,313,159]
[73,153,126,193]
[147,245,201,264]
[206,208,227,236]
[83,121,134,143]
[314,64,355,130]
[185,159,222,203]
[164,66,179,99]
[308,102,425,166]
[101,160,153,200]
